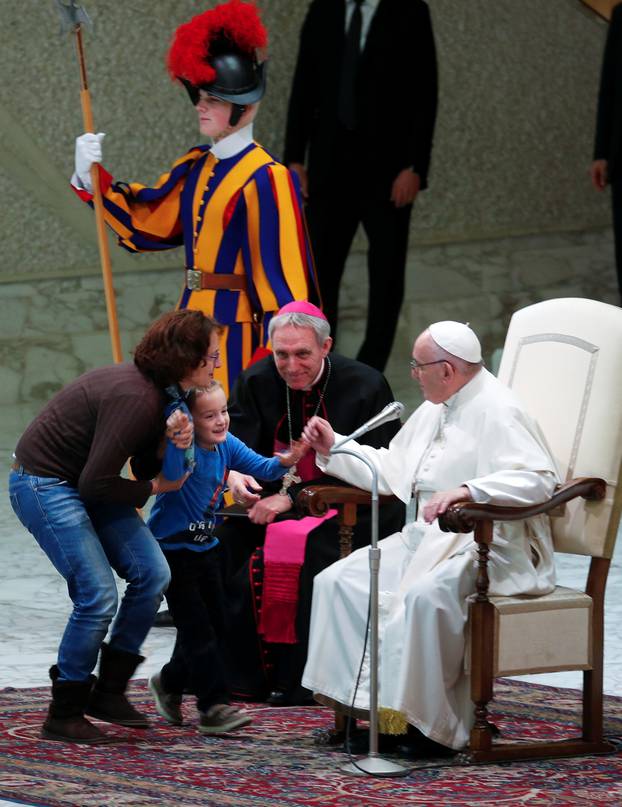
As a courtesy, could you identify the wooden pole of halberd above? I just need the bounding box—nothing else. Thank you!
[74,23,123,363]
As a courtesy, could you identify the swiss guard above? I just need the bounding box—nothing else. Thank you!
[72,0,319,394]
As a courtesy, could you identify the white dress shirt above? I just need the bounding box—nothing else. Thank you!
[345,0,379,48]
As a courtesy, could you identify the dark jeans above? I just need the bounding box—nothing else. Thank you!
[160,546,229,713]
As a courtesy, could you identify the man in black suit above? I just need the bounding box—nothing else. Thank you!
[284,0,438,371]
[591,1,622,302]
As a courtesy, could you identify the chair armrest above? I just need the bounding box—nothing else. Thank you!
[296,485,372,559]
[439,476,607,535]
[296,485,374,517]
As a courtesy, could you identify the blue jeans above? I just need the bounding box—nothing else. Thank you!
[8,469,170,682]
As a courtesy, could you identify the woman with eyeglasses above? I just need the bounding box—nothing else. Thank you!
[8,309,221,745]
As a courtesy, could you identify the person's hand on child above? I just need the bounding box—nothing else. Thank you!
[228,471,263,506]
[151,470,191,495]
[166,408,194,449]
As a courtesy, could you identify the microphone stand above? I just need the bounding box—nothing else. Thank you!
[329,446,409,777]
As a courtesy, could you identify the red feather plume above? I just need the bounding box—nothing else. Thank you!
[167,0,268,86]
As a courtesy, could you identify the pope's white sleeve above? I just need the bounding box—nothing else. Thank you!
[464,411,559,506]
[465,468,557,506]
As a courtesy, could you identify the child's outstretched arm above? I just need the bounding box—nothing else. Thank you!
[274,438,309,467]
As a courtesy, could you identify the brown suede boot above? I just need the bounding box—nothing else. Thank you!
[41,665,111,744]
[86,643,149,728]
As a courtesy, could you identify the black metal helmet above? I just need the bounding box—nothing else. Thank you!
[181,50,266,125]
[168,1,268,126]
[198,51,266,105]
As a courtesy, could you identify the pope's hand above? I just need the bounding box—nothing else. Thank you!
[423,486,472,524]
[302,416,335,456]
[74,132,105,192]
[247,493,292,525]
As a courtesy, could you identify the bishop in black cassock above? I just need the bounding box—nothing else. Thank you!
[216,350,405,705]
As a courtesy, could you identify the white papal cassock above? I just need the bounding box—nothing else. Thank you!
[302,368,559,750]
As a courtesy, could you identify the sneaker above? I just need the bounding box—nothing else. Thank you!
[198,703,252,735]
[149,672,183,725]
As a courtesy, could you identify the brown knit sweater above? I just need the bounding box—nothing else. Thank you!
[14,363,167,508]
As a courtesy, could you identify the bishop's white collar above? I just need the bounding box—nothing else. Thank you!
[210,124,254,160]
[306,360,326,391]
[291,360,326,393]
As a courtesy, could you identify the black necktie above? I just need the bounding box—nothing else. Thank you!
[337,0,364,131]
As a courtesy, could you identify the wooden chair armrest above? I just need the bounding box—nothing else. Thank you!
[294,485,379,560]
[296,485,374,517]
[439,476,607,536]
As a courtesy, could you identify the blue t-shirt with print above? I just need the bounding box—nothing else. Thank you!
[148,429,286,552]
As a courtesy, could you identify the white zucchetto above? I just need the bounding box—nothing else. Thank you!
[428,321,482,363]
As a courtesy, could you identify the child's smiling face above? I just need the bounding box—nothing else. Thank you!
[192,387,230,447]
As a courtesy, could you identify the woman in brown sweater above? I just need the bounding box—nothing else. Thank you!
[9,309,221,744]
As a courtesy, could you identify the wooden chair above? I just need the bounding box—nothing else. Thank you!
[298,298,622,762]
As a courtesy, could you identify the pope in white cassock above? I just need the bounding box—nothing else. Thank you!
[301,321,559,752]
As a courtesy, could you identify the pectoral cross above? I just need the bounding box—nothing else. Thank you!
[281,465,302,489]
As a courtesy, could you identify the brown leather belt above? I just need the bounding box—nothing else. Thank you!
[11,460,37,475]
[185,269,248,292]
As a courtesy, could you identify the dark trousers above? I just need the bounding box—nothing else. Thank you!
[160,547,229,713]
[612,181,622,302]
[306,144,413,371]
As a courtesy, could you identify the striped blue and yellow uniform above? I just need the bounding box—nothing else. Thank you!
[81,142,318,394]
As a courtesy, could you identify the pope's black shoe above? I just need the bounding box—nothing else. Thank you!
[343,729,402,755]
[395,725,457,759]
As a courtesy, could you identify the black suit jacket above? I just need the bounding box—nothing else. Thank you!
[284,0,438,193]
[594,3,622,184]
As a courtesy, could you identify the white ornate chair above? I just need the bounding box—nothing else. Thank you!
[300,298,622,761]
[440,296,622,761]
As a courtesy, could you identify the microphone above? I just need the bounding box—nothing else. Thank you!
[331,402,404,452]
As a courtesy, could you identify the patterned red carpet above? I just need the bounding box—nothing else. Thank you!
[0,679,621,806]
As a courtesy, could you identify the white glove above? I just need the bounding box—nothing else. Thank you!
[72,132,105,192]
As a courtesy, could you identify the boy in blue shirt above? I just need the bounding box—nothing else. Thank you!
[148,380,305,734]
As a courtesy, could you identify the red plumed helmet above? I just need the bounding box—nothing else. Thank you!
[167,0,268,106]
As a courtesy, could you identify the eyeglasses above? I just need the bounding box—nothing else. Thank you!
[409,358,447,372]
[200,352,220,367]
